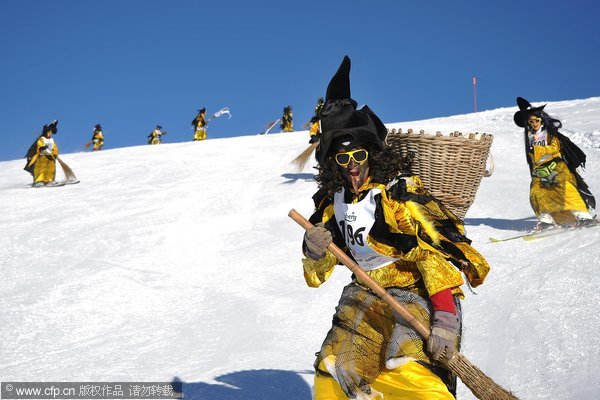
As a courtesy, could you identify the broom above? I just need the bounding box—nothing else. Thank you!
[55,156,78,182]
[288,209,519,400]
[291,141,319,172]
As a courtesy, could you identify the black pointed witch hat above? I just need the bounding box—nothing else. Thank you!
[42,120,58,135]
[513,96,547,127]
[315,56,388,165]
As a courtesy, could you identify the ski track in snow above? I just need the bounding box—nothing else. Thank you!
[1,97,600,399]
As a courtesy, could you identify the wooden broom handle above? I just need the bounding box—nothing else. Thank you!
[288,209,430,338]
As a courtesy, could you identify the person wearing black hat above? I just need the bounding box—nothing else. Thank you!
[148,125,165,145]
[299,56,490,399]
[24,120,60,187]
[91,124,104,151]
[280,105,293,132]
[513,97,595,229]
[192,108,208,141]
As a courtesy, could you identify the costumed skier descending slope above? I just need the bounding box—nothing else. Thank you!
[513,97,596,229]
[24,120,60,187]
[90,124,104,151]
[192,108,208,141]
[299,56,490,399]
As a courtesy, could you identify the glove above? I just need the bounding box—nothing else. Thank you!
[39,145,52,155]
[304,223,332,260]
[427,310,459,363]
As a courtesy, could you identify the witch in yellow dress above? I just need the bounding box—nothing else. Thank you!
[24,120,60,187]
[300,56,490,400]
[192,108,208,141]
[513,97,595,229]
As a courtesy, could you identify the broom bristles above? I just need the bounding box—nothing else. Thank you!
[291,142,319,171]
[56,156,77,182]
[447,352,519,400]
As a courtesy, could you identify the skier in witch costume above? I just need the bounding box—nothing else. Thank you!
[513,97,595,229]
[281,105,294,132]
[91,124,104,151]
[300,56,490,399]
[309,97,325,144]
[24,120,60,187]
[148,125,165,145]
[192,108,208,141]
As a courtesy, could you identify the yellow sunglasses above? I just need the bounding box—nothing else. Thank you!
[334,149,369,166]
[528,117,542,125]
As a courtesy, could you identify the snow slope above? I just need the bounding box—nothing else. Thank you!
[1,97,600,399]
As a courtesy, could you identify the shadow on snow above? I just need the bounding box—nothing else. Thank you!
[173,369,313,400]
[464,216,537,231]
[281,173,315,184]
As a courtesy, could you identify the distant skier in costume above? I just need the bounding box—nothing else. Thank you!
[513,97,595,229]
[309,97,325,144]
[148,125,165,145]
[24,120,60,187]
[280,105,294,132]
[90,124,104,151]
[299,56,490,399]
[192,108,208,141]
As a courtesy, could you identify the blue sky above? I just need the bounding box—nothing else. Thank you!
[1,0,599,162]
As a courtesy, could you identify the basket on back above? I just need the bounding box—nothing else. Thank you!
[386,129,494,220]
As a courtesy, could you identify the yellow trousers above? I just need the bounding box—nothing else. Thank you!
[194,128,207,141]
[313,360,454,400]
[33,155,56,183]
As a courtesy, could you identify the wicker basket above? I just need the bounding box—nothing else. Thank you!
[386,129,494,220]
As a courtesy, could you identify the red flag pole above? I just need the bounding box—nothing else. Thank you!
[473,76,477,113]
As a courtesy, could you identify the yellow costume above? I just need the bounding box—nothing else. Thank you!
[28,136,59,184]
[528,133,590,225]
[309,119,320,143]
[314,359,455,400]
[193,110,207,141]
[148,128,163,145]
[514,96,595,226]
[309,97,324,143]
[305,177,489,399]
[92,130,104,151]
[281,106,294,132]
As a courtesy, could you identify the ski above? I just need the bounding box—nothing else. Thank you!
[522,221,600,241]
[31,180,80,188]
[489,220,600,243]
[489,231,536,243]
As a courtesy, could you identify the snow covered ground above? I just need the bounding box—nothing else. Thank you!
[1,97,600,399]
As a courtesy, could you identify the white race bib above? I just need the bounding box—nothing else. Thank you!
[529,129,547,147]
[41,137,54,155]
[334,188,399,271]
